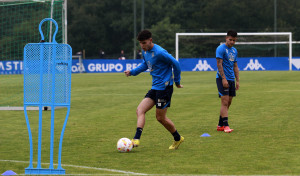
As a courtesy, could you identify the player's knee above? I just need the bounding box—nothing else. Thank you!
[155,114,164,123]
[227,102,232,108]
[156,118,164,124]
[136,108,144,116]
[222,101,229,107]
[156,114,168,123]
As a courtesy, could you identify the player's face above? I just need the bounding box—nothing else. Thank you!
[225,36,237,48]
[139,38,153,51]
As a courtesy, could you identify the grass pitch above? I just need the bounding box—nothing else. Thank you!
[0,71,300,175]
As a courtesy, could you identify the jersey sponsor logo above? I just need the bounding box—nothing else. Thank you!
[292,59,300,70]
[192,60,214,71]
[243,59,265,70]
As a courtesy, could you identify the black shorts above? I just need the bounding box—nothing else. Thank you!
[145,85,173,109]
[216,77,236,97]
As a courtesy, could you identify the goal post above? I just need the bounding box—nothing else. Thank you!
[176,32,293,70]
[72,55,85,73]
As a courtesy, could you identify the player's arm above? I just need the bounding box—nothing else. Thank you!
[216,58,229,88]
[124,60,148,77]
[234,62,240,90]
[161,51,183,88]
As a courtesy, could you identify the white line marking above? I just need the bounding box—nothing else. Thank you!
[81,89,300,96]
[0,160,147,175]
[0,160,294,176]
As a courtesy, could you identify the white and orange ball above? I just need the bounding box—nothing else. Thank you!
[117,138,133,152]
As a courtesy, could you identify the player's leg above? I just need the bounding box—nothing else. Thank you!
[155,108,184,149]
[227,96,233,109]
[223,80,236,133]
[220,95,229,118]
[132,89,155,147]
[216,77,228,131]
[155,86,177,134]
[132,97,155,147]
[155,108,175,133]
[220,95,234,133]
[136,97,155,128]
[227,80,236,110]
[155,85,184,149]
[217,114,224,131]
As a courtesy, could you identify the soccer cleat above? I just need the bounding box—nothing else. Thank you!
[169,136,184,150]
[224,126,234,133]
[217,126,224,131]
[131,139,140,147]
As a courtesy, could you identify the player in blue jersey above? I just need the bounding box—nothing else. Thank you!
[124,30,184,149]
[216,30,240,133]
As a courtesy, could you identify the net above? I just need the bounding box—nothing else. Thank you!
[176,33,292,59]
[176,32,296,71]
[0,0,66,108]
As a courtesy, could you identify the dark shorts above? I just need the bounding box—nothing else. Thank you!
[216,77,236,97]
[145,85,173,109]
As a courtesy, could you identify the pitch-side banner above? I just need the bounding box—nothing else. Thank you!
[71,57,295,73]
[0,57,299,74]
[181,57,290,71]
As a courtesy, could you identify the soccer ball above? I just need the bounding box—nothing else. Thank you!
[117,138,133,152]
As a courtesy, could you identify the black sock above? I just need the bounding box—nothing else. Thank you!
[172,130,181,141]
[222,117,229,126]
[218,115,223,126]
[133,127,143,139]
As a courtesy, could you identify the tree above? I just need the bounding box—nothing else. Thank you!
[150,17,181,55]
[67,0,300,58]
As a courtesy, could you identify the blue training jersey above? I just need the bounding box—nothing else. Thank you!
[130,44,181,90]
[216,44,238,81]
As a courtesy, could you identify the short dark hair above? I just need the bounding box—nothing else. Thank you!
[227,30,237,37]
[137,30,152,41]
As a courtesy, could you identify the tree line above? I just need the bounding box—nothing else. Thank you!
[68,0,300,59]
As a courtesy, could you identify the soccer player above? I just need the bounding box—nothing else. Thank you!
[124,30,184,150]
[216,30,240,133]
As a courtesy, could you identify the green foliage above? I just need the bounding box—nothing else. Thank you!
[66,0,300,58]
[150,17,181,55]
[1,71,300,174]
[2,0,300,59]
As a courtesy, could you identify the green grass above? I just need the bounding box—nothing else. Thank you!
[0,74,23,107]
[1,71,300,175]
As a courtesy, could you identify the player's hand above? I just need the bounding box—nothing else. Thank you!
[124,70,131,77]
[222,79,229,88]
[236,81,240,90]
[176,84,183,88]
